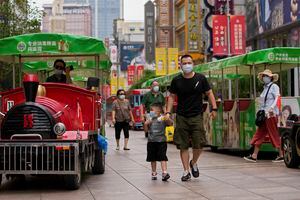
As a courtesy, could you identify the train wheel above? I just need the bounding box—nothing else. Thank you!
[92,149,105,174]
[64,159,82,190]
[283,136,300,168]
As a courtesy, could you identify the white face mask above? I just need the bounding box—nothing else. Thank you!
[119,95,125,100]
[152,86,159,92]
[182,64,193,74]
[55,69,63,75]
[263,76,271,84]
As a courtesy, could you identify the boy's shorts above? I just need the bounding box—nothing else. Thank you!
[174,114,207,150]
[146,142,168,162]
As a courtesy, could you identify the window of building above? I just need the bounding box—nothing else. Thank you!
[177,6,185,25]
[130,27,135,31]
[178,32,185,51]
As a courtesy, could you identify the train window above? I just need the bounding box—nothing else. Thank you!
[134,96,139,106]
[130,96,134,108]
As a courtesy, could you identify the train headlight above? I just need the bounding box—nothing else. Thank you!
[53,122,66,136]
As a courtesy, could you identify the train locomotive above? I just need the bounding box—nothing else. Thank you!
[0,74,105,189]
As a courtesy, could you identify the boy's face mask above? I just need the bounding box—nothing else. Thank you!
[149,111,157,118]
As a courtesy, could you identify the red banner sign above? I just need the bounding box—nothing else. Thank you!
[230,15,246,55]
[137,65,144,81]
[127,65,135,86]
[213,15,228,56]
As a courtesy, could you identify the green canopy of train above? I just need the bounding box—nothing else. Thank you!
[141,47,300,88]
[0,33,111,71]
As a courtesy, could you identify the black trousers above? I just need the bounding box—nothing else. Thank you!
[115,121,129,139]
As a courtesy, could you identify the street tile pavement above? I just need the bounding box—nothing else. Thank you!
[1,126,300,200]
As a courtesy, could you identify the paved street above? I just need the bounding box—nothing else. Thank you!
[1,126,300,200]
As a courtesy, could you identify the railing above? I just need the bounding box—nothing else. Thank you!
[0,142,79,175]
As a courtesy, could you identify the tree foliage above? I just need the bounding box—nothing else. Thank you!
[129,70,156,90]
[0,0,42,91]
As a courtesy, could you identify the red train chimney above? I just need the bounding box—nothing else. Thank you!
[23,74,39,102]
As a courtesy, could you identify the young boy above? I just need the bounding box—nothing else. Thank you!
[144,103,173,181]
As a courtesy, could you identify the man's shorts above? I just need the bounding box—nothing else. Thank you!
[174,114,207,150]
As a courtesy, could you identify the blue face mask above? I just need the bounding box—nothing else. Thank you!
[263,76,271,84]
[149,111,157,118]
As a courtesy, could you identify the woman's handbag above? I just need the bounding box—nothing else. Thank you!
[255,83,273,127]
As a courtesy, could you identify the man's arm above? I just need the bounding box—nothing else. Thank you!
[205,89,217,119]
[166,93,175,113]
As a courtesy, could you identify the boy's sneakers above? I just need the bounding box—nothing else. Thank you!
[181,172,191,182]
[162,173,170,181]
[151,172,157,180]
[190,160,199,178]
[272,156,284,163]
[243,155,257,162]
[116,146,120,150]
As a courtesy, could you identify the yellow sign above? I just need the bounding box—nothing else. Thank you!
[119,77,125,89]
[110,71,117,95]
[168,48,179,74]
[155,48,167,76]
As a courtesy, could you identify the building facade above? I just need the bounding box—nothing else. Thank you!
[64,0,123,39]
[113,19,145,43]
[43,2,92,36]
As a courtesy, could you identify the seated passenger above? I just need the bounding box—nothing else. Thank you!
[46,59,72,84]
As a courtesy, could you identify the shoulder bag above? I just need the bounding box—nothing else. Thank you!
[255,83,273,127]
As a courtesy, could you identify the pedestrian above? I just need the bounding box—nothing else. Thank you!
[165,54,217,181]
[142,80,166,137]
[244,69,283,163]
[46,59,72,84]
[144,103,173,181]
[112,89,135,150]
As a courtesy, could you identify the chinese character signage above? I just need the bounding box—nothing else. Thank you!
[230,15,246,55]
[188,0,200,52]
[110,45,118,63]
[144,1,155,64]
[155,48,167,76]
[212,15,228,56]
[127,65,135,86]
[110,70,118,95]
[167,48,179,74]
[137,65,144,81]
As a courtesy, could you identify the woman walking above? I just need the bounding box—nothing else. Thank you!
[112,89,135,150]
[244,69,283,162]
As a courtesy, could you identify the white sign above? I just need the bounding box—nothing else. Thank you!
[110,45,118,63]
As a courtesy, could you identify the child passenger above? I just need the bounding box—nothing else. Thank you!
[144,103,173,181]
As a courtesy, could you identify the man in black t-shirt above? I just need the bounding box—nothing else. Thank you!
[165,54,217,182]
[46,59,72,84]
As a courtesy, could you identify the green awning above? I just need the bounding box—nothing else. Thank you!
[141,47,300,88]
[0,33,111,71]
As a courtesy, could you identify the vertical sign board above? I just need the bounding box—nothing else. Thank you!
[188,0,201,52]
[212,15,228,56]
[127,65,135,86]
[167,48,179,74]
[109,45,118,63]
[158,0,170,47]
[137,65,144,81]
[230,15,246,55]
[110,70,118,95]
[155,48,167,76]
[144,1,155,63]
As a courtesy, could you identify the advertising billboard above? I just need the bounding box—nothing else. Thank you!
[110,70,117,95]
[167,48,179,74]
[215,0,234,15]
[246,0,300,38]
[120,43,145,71]
[155,48,167,76]
[212,15,228,56]
[230,15,246,55]
[127,65,135,86]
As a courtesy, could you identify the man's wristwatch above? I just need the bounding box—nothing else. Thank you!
[212,108,218,112]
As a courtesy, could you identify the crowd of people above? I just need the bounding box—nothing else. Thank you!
[109,54,288,182]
